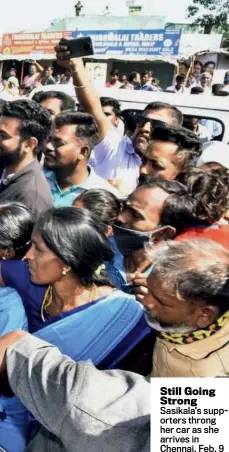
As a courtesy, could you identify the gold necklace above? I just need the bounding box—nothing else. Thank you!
[40,284,99,322]
[41,286,53,322]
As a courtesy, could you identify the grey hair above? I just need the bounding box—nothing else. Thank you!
[147,239,229,314]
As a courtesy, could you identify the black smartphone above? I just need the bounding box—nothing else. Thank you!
[59,37,94,58]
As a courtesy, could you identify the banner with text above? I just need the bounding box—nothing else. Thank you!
[2,32,72,56]
[73,29,181,56]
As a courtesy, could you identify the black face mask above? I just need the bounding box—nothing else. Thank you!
[113,224,152,256]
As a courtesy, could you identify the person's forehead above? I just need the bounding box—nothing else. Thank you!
[32,231,53,253]
[147,271,179,306]
[55,124,78,139]
[146,141,178,159]
[144,108,172,123]
[102,105,115,114]
[41,98,62,113]
[129,186,169,212]
[0,116,21,135]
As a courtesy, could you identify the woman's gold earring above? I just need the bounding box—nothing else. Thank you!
[62,268,67,276]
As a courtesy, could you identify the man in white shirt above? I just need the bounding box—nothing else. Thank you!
[166,75,189,94]
[55,45,183,195]
[199,72,212,95]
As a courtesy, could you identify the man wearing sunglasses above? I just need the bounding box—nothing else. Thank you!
[55,46,183,196]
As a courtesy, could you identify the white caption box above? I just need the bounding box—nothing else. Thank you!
[151,378,229,452]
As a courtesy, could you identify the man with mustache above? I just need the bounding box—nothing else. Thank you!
[142,239,229,377]
[44,111,121,207]
[55,45,183,195]
[113,179,185,282]
[139,125,202,183]
[0,100,52,217]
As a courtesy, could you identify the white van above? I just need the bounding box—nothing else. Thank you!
[30,84,229,142]
[97,88,229,143]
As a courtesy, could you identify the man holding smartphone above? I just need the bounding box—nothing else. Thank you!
[55,42,183,196]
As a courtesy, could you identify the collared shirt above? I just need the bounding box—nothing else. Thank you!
[106,81,122,88]
[45,165,121,207]
[140,82,154,91]
[89,128,141,196]
[166,85,190,93]
[0,160,53,217]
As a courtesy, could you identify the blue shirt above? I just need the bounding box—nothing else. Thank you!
[2,260,47,333]
[0,287,29,452]
[45,165,121,207]
[106,237,128,291]
[0,286,28,334]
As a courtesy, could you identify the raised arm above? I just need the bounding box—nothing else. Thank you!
[55,45,111,142]
[34,60,44,74]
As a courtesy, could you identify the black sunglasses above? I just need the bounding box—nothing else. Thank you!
[130,113,166,129]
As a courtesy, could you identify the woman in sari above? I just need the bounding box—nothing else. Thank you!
[0,207,151,448]
[0,207,150,363]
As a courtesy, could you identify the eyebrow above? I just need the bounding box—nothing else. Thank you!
[0,130,12,139]
[52,136,66,146]
[125,201,147,220]
[145,156,166,167]
[148,286,171,307]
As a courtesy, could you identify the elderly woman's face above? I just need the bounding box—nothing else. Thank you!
[26,231,65,284]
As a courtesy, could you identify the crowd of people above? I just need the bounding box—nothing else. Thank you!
[3,56,229,100]
[0,42,228,451]
[0,62,74,99]
[105,60,229,96]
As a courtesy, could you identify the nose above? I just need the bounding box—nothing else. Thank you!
[117,211,129,226]
[45,141,55,153]
[140,121,151,134]
[141,292,158,312]
[140,160,151,176]
[25,244,35,261]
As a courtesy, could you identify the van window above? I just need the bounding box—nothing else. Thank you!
[121,109,224,142]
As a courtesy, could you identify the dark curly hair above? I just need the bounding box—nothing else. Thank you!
[184,168,229,225]
[160,168,229,233]
[1,100,52,150]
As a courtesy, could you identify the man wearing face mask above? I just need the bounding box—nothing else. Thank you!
[113,179,186,285]
[55,44,183,196]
